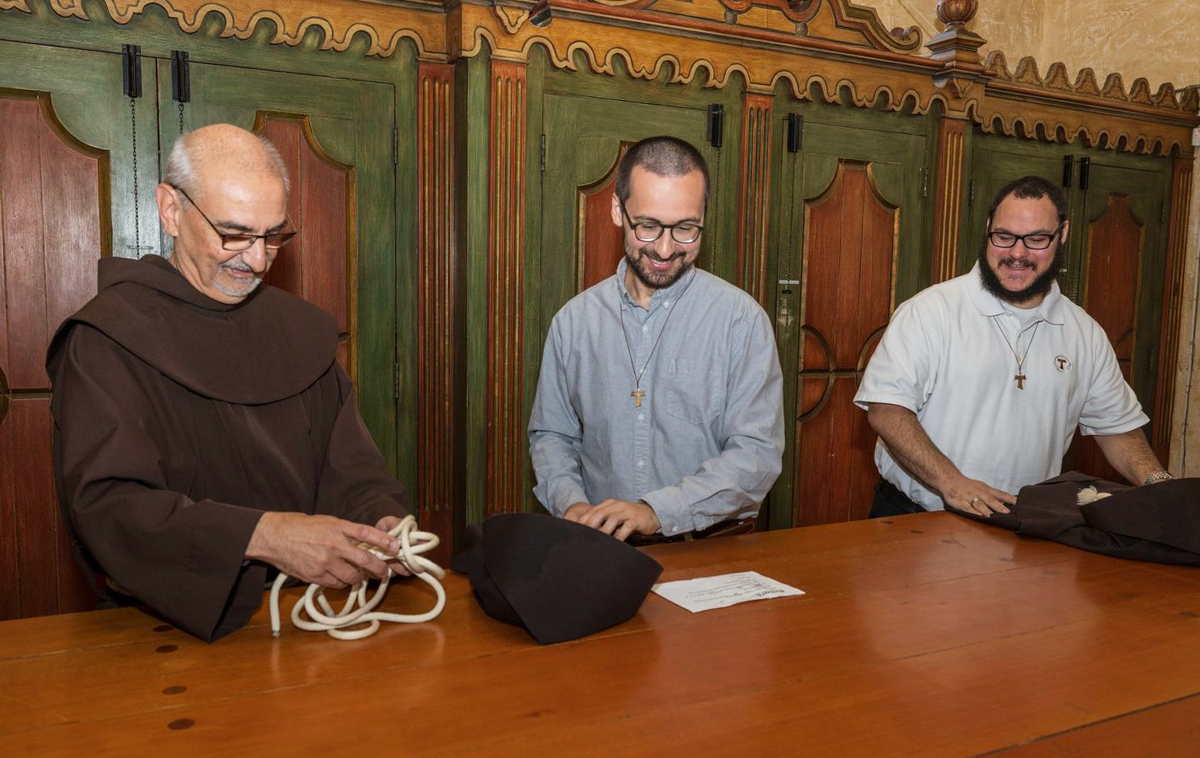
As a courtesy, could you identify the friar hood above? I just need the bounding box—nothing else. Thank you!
[46,255,338,404]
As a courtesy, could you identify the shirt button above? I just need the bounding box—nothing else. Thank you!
[642,325,649,332]
[637,413,645,421]
[665,300,671,308]
[636,460,645,468]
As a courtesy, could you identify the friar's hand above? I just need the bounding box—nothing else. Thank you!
[940,477,1015,518]
[374,515,413,577]
[577,499,662,541]
[246,512,399,588]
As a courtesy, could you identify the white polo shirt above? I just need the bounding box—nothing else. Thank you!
[854,263,1148,510]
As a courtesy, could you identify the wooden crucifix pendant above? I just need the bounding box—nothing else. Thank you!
[631,390,646,407]
[1014,374,1026,390]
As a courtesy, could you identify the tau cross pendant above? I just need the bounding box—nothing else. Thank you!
[631,390,646,408]
[1014,374,1026,390]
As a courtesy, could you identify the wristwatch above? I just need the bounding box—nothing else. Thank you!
[1143,471,1174,485]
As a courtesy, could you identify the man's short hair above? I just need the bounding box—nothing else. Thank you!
[614,136,710,206]
[163,129,291,199]
[987,175,1068,229]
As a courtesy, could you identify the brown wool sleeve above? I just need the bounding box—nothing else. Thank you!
[50,325,265,641]
[312,363,410,528]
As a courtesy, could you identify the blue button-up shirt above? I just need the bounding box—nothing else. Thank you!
[528,259,784,536]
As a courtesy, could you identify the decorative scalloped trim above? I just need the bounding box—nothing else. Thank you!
[976,113,1184,157]
[11,0,1193,156]
[984,51,1193,113]
[0,1,33,13]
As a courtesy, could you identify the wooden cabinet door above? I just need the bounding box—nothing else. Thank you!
[771,110,932,528]
[1070,160,1168,481]
[152,61,402,478]
[0,40,159,618]
[962,138,1073,287]
[539,92,722,332]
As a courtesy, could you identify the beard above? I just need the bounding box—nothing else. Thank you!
[214,258,264,299]
[625,243,693,290]
[977,237,1060,306]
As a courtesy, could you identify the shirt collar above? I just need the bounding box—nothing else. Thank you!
[615,256,697,311]
[967,261,1065,325]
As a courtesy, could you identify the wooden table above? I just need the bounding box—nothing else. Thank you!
[3,512,1200,757]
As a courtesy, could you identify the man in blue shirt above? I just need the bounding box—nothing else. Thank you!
[528,136,785,542]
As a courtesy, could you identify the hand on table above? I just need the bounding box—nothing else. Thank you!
[245,512,399,588]
[940,477,1015,517]
[569,499,662,542]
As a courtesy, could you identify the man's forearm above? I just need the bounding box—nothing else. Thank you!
[1093,428,1165,485]
[866,403,961,493]
[528,431,589,515]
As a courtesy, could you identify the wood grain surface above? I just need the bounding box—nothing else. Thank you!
[1,512,1198,756]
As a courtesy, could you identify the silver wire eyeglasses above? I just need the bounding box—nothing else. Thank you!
[618,199,704,244]
[173,185,298,252]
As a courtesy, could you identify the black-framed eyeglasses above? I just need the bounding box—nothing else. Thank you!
[618,199,704,244]
[172,185,298,252]
[986,221,1064,251]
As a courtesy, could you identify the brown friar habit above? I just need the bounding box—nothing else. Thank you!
[949,471,1200,566]
[46,255,408,641]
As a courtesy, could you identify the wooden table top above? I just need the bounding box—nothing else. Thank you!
[2,512,1199,757]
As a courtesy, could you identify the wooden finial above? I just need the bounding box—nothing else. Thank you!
[936,0,979,29]
[928,0,989,100]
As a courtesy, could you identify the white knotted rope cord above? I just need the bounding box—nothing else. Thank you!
[269,515,445,640]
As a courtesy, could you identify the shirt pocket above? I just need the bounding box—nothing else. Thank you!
[664,359,723,425]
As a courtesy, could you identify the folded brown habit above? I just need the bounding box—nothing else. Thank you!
[450,513,664,644]
[949,471,1200,566]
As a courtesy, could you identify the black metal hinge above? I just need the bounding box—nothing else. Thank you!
[122,44,142,99]
[921,167,930,198]
[171,50,190,104]
[393,127,399,166]
[786,113,803,153]
[1078,157,1091,190]
[1062,155,1074,188]
[968,180,975,207]
[708,104,724,149]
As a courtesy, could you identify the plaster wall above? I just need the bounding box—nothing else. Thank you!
[870,0,1199,88]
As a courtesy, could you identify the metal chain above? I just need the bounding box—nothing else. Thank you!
[130,97,140,258]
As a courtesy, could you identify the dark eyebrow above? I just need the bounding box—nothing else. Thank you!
[632,214,703,225]
[214,218,289,235]
[990,226,1055,235]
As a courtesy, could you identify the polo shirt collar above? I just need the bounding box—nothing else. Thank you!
[966,261,1065,325]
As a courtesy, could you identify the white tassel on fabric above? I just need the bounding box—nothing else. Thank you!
[1076,486,1113,506]
[269,515,446,640]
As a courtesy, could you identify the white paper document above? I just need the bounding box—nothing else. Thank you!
[651,571,805,613]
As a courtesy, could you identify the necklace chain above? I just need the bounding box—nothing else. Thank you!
[618,268,698,407]
[991,315,1041,390]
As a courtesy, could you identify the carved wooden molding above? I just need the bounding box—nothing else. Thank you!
[736,93,774,303]
[486,59,528,516]
[7,0,1195,155]
[417,62,458,538]
[1153,157,1194,460]
[17,0,451,59]
[930,117,968,283]
[980,53,1198,156]
[985,53,1200,114]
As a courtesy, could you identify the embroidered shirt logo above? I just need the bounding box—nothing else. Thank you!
[1055,355,1072,373]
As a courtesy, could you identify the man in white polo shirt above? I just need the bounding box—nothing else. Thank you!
[854,175,1171,518]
